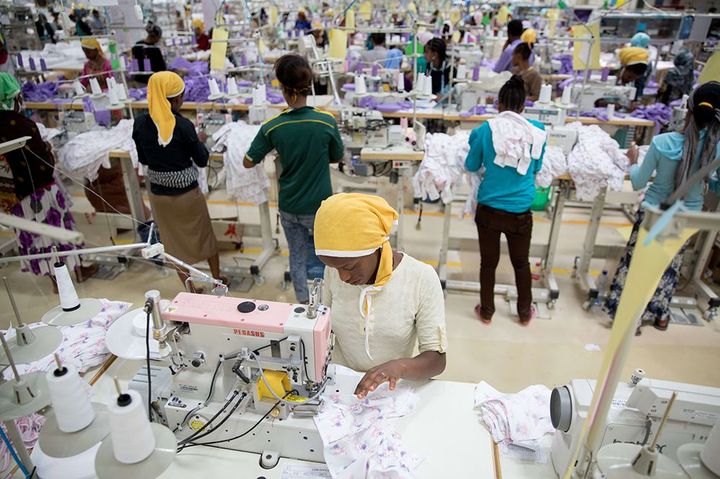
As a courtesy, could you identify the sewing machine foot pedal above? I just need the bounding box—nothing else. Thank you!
[259,450,280,469]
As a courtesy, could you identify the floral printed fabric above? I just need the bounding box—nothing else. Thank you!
[315,383,422,478]
[602,208,686,326]
[473,381,555,452]
[2,299,131,378]
[0,414,45,477]
[9,182,84,276]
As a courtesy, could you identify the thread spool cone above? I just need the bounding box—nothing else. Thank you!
[46,363,95,433]
[39,403,111,458]
[53,263,80,311]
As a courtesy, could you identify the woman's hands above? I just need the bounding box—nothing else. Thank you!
[627,144,639,166]
[354,359,407,399]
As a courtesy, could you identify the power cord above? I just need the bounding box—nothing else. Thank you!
[144,299,153,421]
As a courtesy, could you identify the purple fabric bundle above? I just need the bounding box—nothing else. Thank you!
[631,103,671,133]
[374,101,412,113]
[580,108,627,122]
[183,76,212,102]
[21,81,59,102]
[553,54,574,75]
[459,105,488,117]
[168,58,209,77]
[128,88,147,100]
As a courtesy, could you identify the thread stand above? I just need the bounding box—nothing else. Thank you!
[41,298,103,327]
[0,277,63,366]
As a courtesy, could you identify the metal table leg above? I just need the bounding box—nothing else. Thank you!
[543,181,567,307]
[576,187,606,306]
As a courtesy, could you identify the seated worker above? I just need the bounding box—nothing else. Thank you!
[424,38,452,96]
[493,19,524,73]
[361,33,388,66]
[629,32,652,98]
[243,55,344,305]
[465,76,546,325]
[512,42,541,102]
[314,193,447,398]
[132,23,167,84]
[191,19,210,51]
[595,47,649,109]
[80,38,112,90]
[657,50,695,105]
[604,81,720,334]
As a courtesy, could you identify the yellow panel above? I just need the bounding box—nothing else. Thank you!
[346,9,355,29]
[572,22,601,70]
[257,370,291,401]
[210,27,229,71]
[699,52,720,85]
[328,29,348,60]
[359,1,373,21]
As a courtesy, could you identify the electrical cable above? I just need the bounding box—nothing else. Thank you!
[177,358,223,431]
[145,306,152,421]
[252,336,287,355]
[178,390,240,447]
[180,390,298,450]
[177,392,248,452]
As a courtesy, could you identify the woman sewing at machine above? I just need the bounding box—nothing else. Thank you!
[191,19,210,51]
[0,73,97,291]
[424,38,452,96]
[314,193,447,398]
[80,38,112,90]
[132,71,223,291]
[603,81,720,335]
[243,54,344,305]
[465,75,547,325]
[595,47,649,110]
[511,42,541,102]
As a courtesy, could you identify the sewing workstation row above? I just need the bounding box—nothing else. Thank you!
[2,0,720,478]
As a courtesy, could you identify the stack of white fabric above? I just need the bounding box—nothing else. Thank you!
[489,111,547,176]
[536,145,569,189]
[212,122,270,204]
[474,381,555,462]
[412,130,471,204]
[567,123,628,201]
[57,119,138,182]
[36,122,63,142]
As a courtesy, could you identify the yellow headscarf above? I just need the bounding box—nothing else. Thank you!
[314,193,399,359]
[521,28,537,45]
[80,38,104,58]
[191,18,205,32]
[618,46,649,66]
[147,71,185,147]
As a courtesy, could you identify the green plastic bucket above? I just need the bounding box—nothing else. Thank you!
[531,187,552,211]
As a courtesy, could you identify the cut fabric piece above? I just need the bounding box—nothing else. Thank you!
[58,119,137,182]
[473,381,555,453]
[535,145,568,188]
[412,130,470,204]
[211,122,270,204]
[488,111,546,175]
[2,299,131,378]
[567,123,628,201]
[315,382,421,478]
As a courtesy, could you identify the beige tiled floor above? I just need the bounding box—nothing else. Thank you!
[2,179,719,393]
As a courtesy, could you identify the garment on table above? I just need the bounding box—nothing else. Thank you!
[535,146,568,188]
[0,110,56,201]
[3,299,131,378]
[322,254,447,372]
[58,119,138,182]
[465,119,545,214]
[629,131,720,212]
[488,111,546,175]
[473,381,555,453]
[603,209,688,326]
[519,67,542,100]
[35,122,63,142]
[149,186,217,264]
[567,123,628,201]
[133,113,209,195]
[246,106,343,215]
[211,122,270,204]
[412,130,470,204]
[475,205,533,320]
[315,377,422,478]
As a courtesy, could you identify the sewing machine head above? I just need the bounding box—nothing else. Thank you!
[549,377,720,476]
[572,83,637,111]
[161,283,333,411]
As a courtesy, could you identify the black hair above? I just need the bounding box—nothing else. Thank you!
[498,75,526,112]
[513,42,532,61]
[370,33,386,46]
[275,54,313,96]
[146,22,162,38]
[425,38,447,63]
[691,81,720,129]
[508,19,524,38]
[625,63,647,76]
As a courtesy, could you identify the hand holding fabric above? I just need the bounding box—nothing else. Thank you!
[354,359,407,398]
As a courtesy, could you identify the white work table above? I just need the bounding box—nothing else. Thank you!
[38,357,498,478]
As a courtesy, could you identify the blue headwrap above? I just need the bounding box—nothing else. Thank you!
[631,32,650,48]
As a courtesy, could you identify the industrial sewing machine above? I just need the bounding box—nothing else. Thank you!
[571,82,637,111]
[546,125,578,155]
[130,281,335,466]
[58,110,96,139]
[550,375,720,477]
[340,107,405,149]
[454,70,511,112]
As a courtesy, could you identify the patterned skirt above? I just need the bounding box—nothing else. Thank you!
[602,208,687,326]
[10,182,84,276]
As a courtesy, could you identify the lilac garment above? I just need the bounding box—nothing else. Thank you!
[631,103,672,134]
[183,76,211,102]
[580,108,628,122]
[460,105,488,117]
[553,54,573,75]
[168,57,209,77]
[315,382,422,478]
[22,81,59,102]
[128,87,147,100]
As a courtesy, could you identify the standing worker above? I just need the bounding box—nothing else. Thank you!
[493,19,524,73]
[132,23,167,83]
[465,76,547,325]
[657,50,695,105]
[243,54,344,304]
[604,82,720,334]
[132,71,224,291]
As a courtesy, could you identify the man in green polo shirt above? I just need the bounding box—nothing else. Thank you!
[244,54,345,303]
